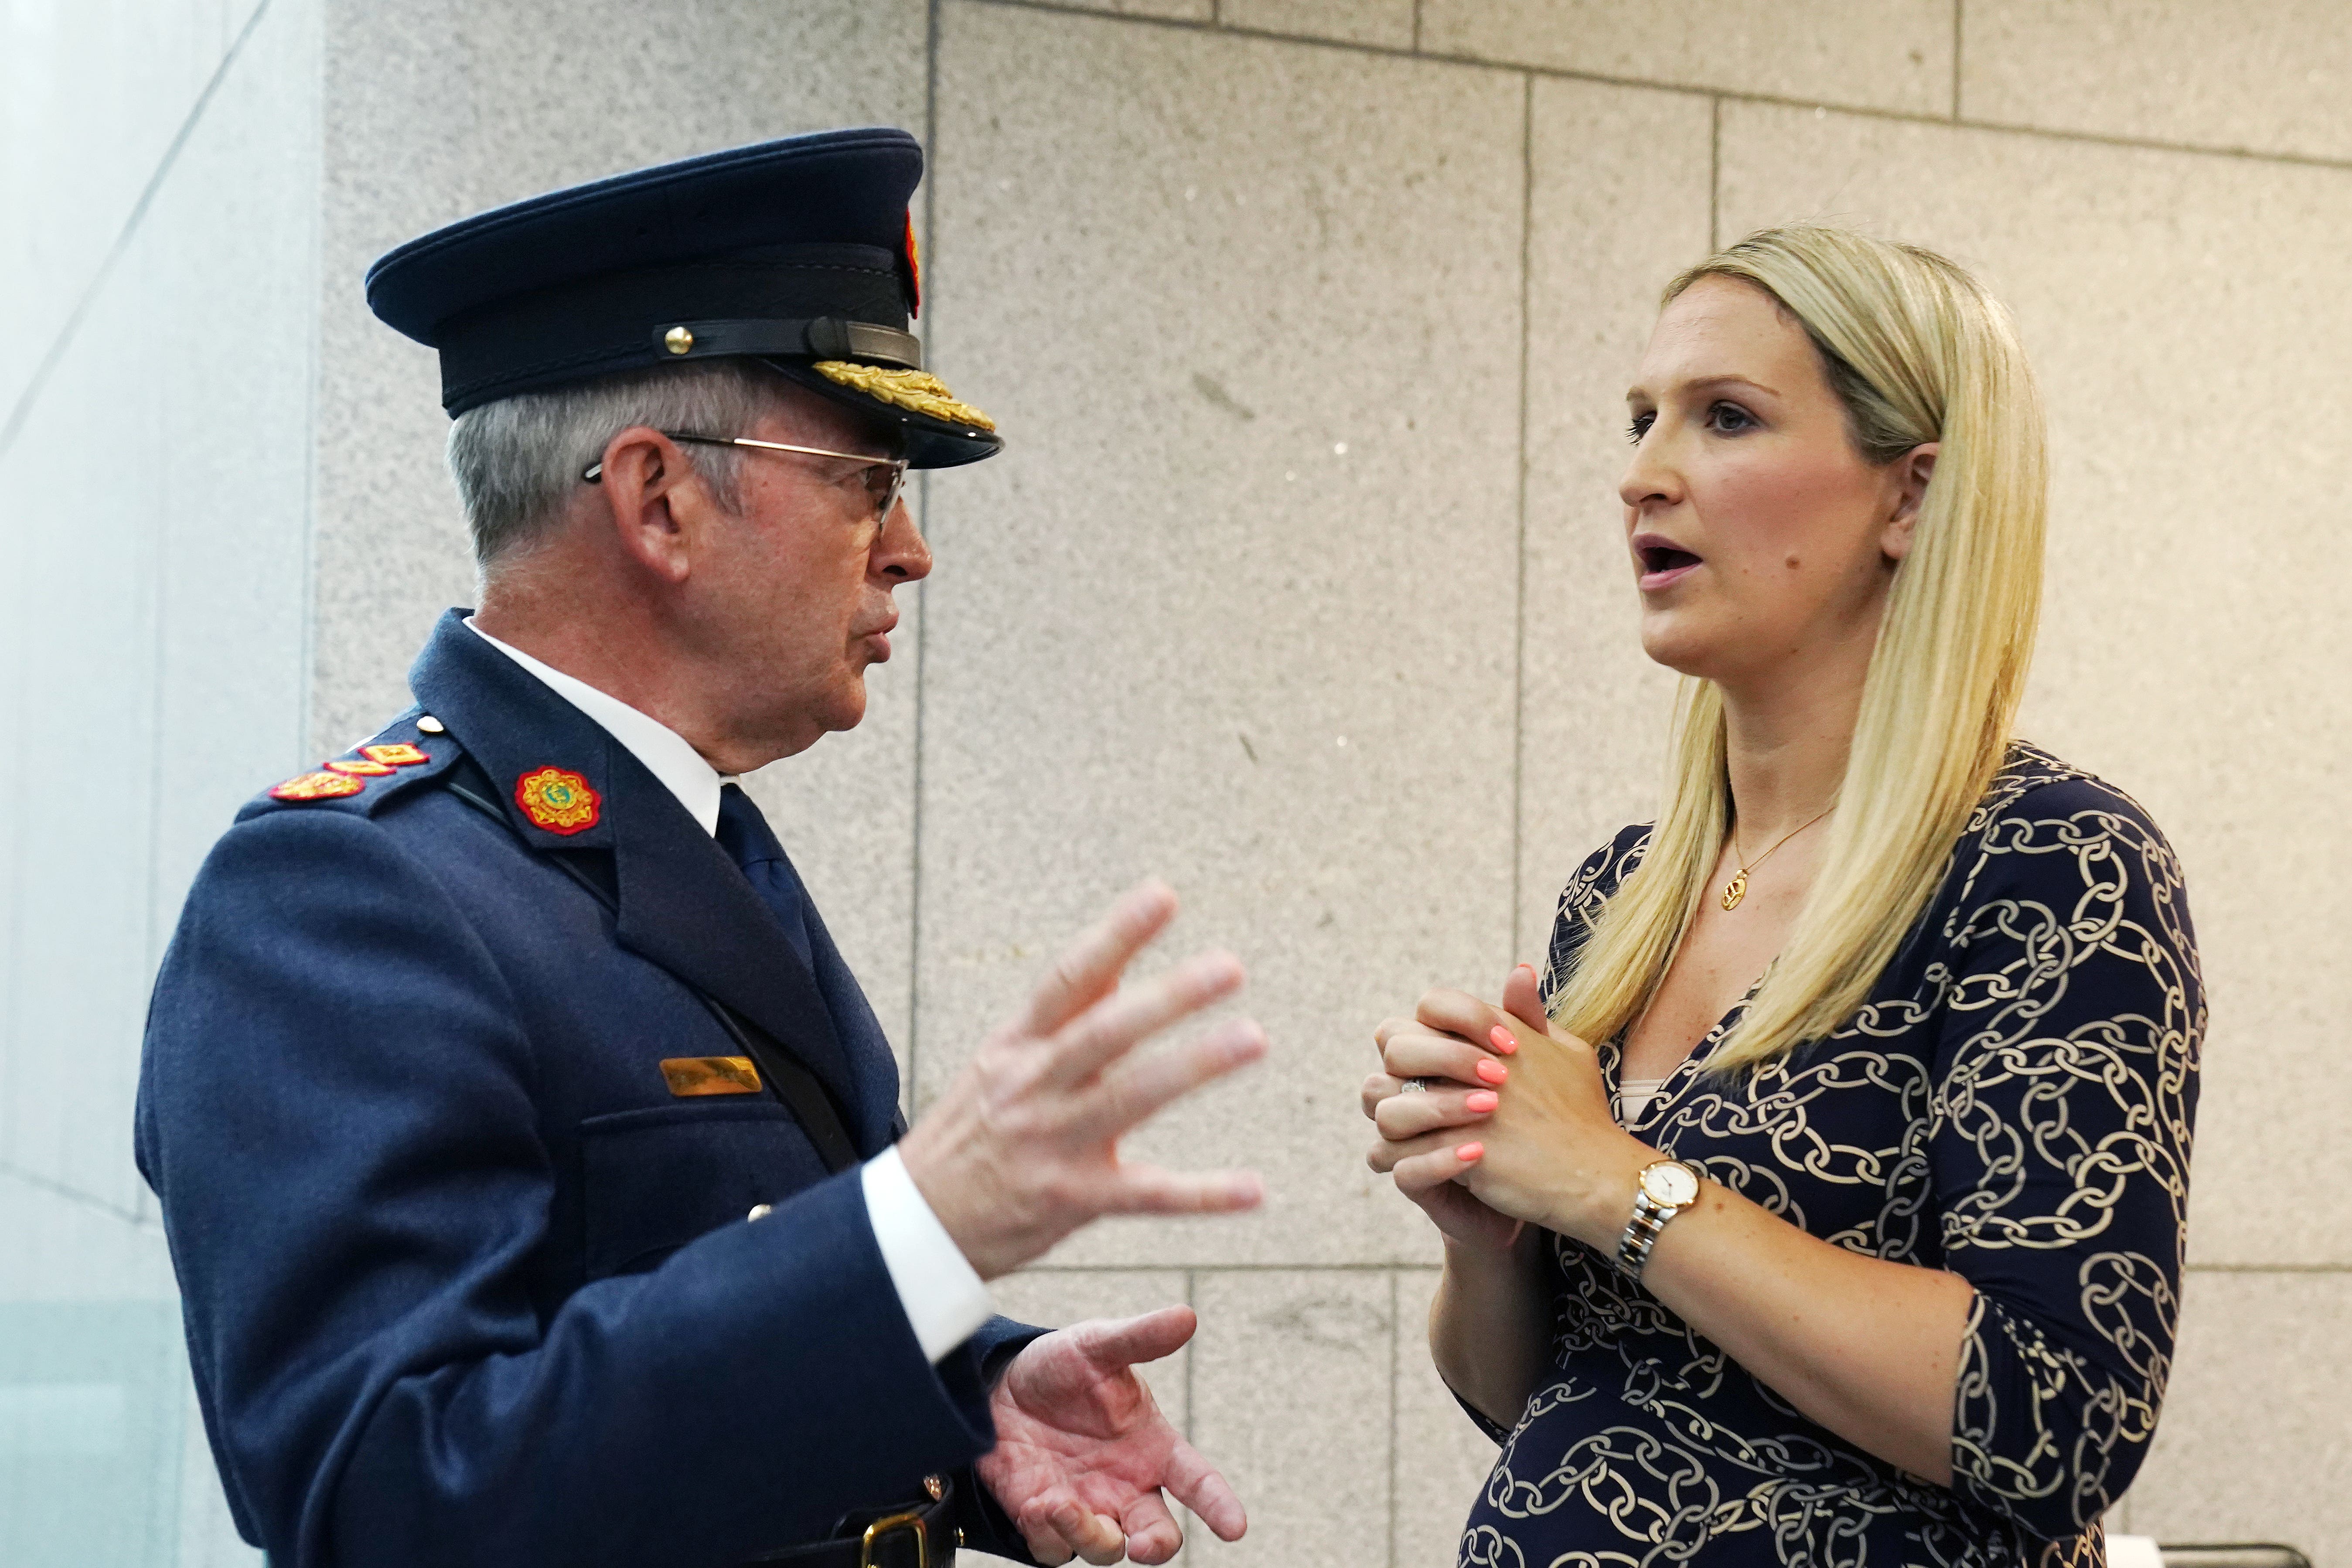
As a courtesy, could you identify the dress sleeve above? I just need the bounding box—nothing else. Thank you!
[1538,825,1653,1009]
[1927,779,2204,1540]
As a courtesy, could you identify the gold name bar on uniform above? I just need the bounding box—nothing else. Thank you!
[659,1056,763,1097]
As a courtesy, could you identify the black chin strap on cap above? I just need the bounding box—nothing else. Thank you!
[651,317,923,370]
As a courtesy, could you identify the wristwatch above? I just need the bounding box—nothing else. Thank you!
[1614,1158,1704,1282]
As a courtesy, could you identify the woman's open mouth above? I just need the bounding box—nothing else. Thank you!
[1634,536,1704,591]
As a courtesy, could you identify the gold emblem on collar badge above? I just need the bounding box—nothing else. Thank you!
[271,770,365,801]
[364,742,431,767]
[326,758,396,776]
[514,765,601,835]
[661,1056,763,1097]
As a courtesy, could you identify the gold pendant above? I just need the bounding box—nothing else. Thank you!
[1720,871,1748,910]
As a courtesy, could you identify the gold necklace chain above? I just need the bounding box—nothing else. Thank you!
[1720,805,1834,911]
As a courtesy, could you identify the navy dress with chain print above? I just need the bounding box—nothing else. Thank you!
[1455,745,2203,1568]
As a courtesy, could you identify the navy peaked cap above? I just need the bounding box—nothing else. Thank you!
[363,127,1000,468]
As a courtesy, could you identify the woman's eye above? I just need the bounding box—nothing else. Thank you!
[1626,412,1654,444]
[1705,402,1755,433]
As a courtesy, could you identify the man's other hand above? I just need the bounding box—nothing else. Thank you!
[897,881,1266,1280]
[978,1306,1246,1565]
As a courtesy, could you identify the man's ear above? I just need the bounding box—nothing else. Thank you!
[1881,441,1938,563]
[591,426,704,585]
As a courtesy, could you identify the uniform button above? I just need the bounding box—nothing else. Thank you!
[746,1203,773,1222]
[416,715,446,734]
[924,1474,945,1501]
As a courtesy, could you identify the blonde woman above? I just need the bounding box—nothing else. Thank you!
[1365,228,2201,1568]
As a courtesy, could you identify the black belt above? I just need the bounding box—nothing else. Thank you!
[742,1478,959,1568]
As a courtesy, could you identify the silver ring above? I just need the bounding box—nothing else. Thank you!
[1399,1077,1433,1094]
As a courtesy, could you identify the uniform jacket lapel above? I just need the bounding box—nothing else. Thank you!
[406,610,859,1112]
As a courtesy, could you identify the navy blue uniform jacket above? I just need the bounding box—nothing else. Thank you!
[136,611,1042,1567]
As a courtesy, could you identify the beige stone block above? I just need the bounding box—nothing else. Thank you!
[2123,1269,2352,1564]
[1517,76,1712,958]
[1421,0,1955,116]
[1715,103,2352,1263]
[1186,1271,1394,1565]
[963,1268,1197,1568]
[1221,0,1414,50]
[310,0,929,750]
[1392,1267,1503,1566]
[920,4,1524,1269]
[1963,0,2352,162]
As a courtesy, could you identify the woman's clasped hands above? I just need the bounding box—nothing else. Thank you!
[1363,964,1660,1254]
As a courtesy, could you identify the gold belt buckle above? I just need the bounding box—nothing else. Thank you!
[858,1509,927,1568]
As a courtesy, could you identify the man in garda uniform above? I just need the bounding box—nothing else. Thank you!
[135,128,1269,1568]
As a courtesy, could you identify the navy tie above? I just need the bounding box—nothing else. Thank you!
[715,783,815,970]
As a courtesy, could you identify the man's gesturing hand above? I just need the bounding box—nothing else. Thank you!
[979,1306,1245,1565]
[896,880,1267,1280]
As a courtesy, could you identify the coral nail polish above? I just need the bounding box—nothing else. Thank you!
[1455,1142,1484,1161]
[1476,1057,1508,1085]
[1489,1024,1519,1056]
[1465,1090,1499,1112]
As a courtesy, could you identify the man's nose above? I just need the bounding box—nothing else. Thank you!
[875,496,933,583]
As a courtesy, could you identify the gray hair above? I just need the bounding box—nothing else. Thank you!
[446,360,796,568]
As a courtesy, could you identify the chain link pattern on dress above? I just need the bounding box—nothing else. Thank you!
[1454,747,2202,1568]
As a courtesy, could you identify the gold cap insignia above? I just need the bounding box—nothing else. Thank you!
[514,766,601,835]
[271,771,365,801]
[811,361,995,432]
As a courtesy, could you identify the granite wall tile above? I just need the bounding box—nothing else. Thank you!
[1185,1271,1393,1564]
[2124,1269,2352,1563]
[1517,76,1712,957]
[1220,0,1415,49]
[1715,103,2352,1264]
[922,3,1524,1269]
[1420,0,1955,116]
[1391,1267,1503,1567]
[1049,0,1217,20]
[1963,0,2352,163]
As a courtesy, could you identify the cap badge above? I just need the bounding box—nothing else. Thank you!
[902,211,921,318]
[326,758,396,776]
[811,361,995,433]
[364,742,431,767]
[515,766,601,835]
[271,771,366,801]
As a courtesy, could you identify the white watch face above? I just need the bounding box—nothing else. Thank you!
[1641,1161,1700,1207]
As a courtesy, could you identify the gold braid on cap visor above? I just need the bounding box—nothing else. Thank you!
[811,361,997,433]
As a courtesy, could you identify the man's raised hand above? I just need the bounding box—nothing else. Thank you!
[897,880,1267,1279]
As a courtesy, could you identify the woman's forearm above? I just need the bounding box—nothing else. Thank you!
[1429,1230,1552,1431]
[1631,1178,1975,1483]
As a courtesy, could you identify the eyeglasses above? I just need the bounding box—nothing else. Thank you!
[583,431,909,525]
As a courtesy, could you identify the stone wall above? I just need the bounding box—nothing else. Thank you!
[4,2,2347,1562]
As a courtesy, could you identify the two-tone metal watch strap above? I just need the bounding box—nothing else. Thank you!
[1613,1162,1698,1282]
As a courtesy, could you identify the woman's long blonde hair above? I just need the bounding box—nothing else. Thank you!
[1549,226,2048,1074]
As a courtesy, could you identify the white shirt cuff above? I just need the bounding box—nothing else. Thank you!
[861,1145,994,1363]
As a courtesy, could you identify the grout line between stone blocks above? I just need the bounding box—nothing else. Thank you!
[1411,0,1422,53]
[907,0,944,1118]
[1510,70,1533,963]
[1386,1268,1401,1568]
[1951,0,1964,121]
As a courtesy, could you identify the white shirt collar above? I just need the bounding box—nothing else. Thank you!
[464,617,729,837]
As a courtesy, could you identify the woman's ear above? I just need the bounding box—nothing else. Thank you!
[1880,441,1938,562]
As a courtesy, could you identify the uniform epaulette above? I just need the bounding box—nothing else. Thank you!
[240,710,464,822]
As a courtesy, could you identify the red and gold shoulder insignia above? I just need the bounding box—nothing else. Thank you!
[271,770,365,801]
[515,766,600,835]
[363,742,430,767]
[326,758,395,776]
